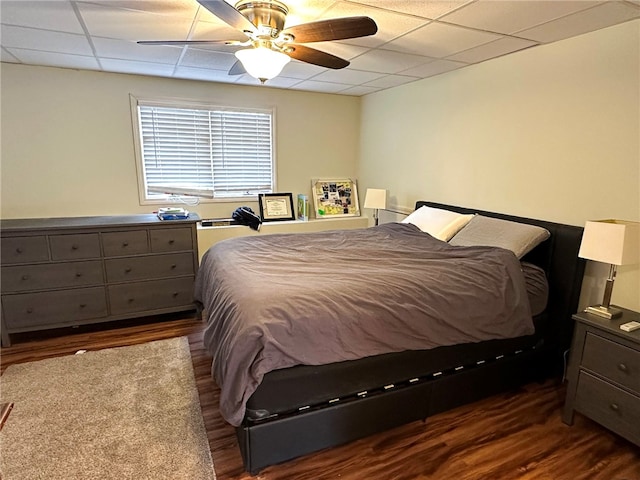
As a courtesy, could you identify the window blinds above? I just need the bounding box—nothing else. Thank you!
[137,104,273,198]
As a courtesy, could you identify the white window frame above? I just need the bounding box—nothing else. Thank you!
[130,95,277,205]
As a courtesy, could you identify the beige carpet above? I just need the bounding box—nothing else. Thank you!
[0,337,215,480]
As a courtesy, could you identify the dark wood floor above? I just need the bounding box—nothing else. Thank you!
[2,316,639,480]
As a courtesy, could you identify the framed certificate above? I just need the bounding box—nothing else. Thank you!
[258,193,295,222]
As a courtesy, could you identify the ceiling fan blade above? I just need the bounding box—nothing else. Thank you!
[287,44,349,69]
[137,40,246,46]
[283,16,377,43]
[197,0,257,33]
[228,60,246,76]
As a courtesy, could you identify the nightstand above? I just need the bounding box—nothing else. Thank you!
[562,307,640,446]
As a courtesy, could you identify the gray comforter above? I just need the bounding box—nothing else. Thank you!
[195,222,534,426]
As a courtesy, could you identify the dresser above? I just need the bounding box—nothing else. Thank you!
[562,307,640,446]
[1,214,200,347]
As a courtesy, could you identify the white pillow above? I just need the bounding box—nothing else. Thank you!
[402,206,474,241]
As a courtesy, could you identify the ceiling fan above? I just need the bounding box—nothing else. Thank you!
[138,0,378,83]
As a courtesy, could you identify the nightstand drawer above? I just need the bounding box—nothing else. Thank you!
[1,261,104,292]
[102,230,149,257]
[150,228,193,253]
[1,236,49,264]
[575,371,640,445]
[108,277,194,315]
[582,333,640,394]
[50,234,101,260]
[105,252,194,282]
[2,287,108,328]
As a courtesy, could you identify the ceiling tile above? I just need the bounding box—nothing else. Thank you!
[0,1,84,34]
[79,0,199,19]
[99,58,176,76]
[0,25,93,55]
[517,2,640,43]
[1,47,20,63]
[384,21,503,57]
[6,48,100,70]
[349,48,434,74]
[278,60,327,79]
[363,74,420,88]
[399,58,466,77]
[173,65,239,82]
[312,67,386,84]
[255,75,303,88]
[348,0,473,20]
[179,47,238,70]
[77,2,194,41]
[278,0,339,26]
[290,79,353,93]
[93,37,182,64]
[321,2,430,48]
[441,0,600,35]
[190,20,248,43]
[446,36,538,63]
[337,85,383,96]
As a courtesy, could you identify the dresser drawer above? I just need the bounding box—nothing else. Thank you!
[105,252,194,283]
[575,371,640,445]
[108,277,194,315]
[582,333,640,394]
[1,261,104,292]
[49,234,101,260]
[2,287,108,328]
[150,228,193,253]
[102,230,149,257]
[1,236,49,264]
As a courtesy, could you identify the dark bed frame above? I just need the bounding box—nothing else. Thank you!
[234,201,586,474]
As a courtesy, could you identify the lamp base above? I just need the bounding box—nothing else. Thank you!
[584,305,623,319]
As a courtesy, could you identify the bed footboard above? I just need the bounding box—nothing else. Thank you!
[237,346,543,474]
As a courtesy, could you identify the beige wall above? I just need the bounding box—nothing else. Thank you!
[0,64,361,220]
[359,20,640,311]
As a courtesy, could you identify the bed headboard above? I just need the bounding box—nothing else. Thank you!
[416,201,586,358]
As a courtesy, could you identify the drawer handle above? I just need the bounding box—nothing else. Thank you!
[124,267,132,273]
[79,304,86,309]
[128,298,135,303]
[75,272,83,278]
[71,245,79,250]
[172,292,179,297]
[16,247,23,254]
[22,275,29,281]
[122,242,129,247]
[168,239,175,244]
[610,403,620,412]
[26,307,33,314]
[618,363,628,373]
[170,264,177,269]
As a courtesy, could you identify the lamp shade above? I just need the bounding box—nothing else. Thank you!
[364,189,386,210]
[235,47,290,81]
[578,219,639,266]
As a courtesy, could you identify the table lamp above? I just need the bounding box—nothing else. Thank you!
[364,189,386,226]
[578,219,639,319]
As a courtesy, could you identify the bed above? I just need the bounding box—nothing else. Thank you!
[195,201,585,474]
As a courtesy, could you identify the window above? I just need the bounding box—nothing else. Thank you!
[131,97,275,203]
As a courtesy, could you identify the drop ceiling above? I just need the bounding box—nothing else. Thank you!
[1,0,639,96]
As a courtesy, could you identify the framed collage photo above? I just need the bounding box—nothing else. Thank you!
[258,193,295,222]
[311,178,360,219]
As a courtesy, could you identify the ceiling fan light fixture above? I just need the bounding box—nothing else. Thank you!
[235,47,290,83]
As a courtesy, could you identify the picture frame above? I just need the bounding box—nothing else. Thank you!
[311,178,360,219]
[297,194,309,222]
[258,193,295,222]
